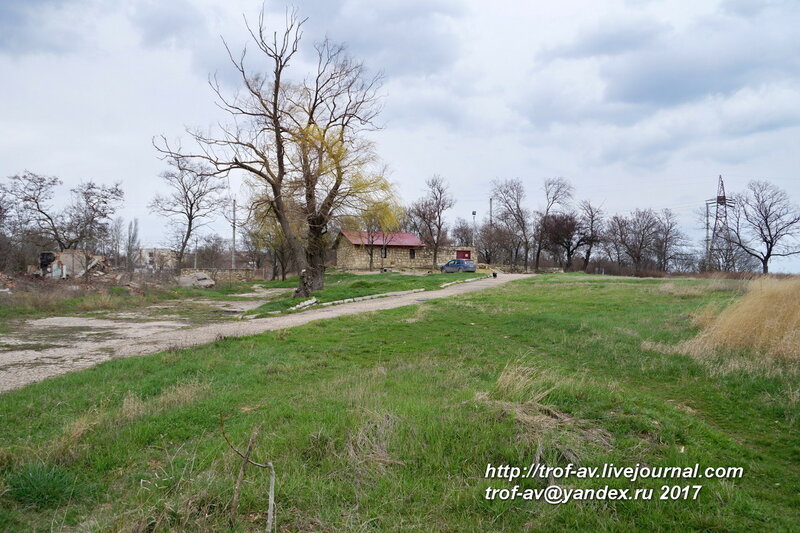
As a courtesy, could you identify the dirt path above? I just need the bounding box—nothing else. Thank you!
[0,274,529,393]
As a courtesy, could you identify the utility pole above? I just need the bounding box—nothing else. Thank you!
[489,197,493,227]
[231,198,236,270]
[705,202,710,269]
[194,236,198,269]
[472,210,477,247]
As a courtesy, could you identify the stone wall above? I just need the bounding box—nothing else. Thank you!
[335,241,477,271]
[179,268,264,283]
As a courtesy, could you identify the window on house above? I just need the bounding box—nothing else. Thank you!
[409,248,416,259]
[381,246,387,258]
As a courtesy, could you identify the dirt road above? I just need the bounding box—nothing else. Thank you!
[0,274,529,393]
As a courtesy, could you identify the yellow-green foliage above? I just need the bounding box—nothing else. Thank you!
[687,277,800,358]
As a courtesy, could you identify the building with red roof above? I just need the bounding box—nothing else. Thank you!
[334,230,475,271]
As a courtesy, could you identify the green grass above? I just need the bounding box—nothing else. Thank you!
[247,270,484,315]
[0,274,797,531]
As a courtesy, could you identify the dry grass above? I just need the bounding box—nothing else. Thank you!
[478,360,612,462]
[156,381,212,409]
[683,277,800,359]
[120,391,148,420]
[48,412,101,464]
[121,379,212,417]
[656,277,745,297]
[345,409,403,474]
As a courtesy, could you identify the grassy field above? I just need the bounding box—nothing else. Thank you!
[0,274,798,531]
[0,271,484,322]
[246,271,485,315]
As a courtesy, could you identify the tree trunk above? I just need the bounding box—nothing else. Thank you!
[534,240,543,271]
[582,244,593,272]
[296,225,326,297]
[523,243,530,272]
[761,259,769,274]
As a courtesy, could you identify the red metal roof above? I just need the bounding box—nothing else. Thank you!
[339,230,425,247]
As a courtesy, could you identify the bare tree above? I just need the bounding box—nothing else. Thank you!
[578,201,604,272]
[149,157,227,272]
[728,180,800,274]
[408,175,455,268]
[0,189,9,232]
[542,211,587,270]
[652,208,686,272]
[618,209,659,275]
[603,215,628,269]
[155,9,387,297]
[124,219,141,274]
[451,217,473,247]
[534,177,573,270]
[3,171,123,251]
[492,179,534,271]
[108,217,125,268]
[476,219,503,265]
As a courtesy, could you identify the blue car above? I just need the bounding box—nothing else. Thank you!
[440,259,477,273]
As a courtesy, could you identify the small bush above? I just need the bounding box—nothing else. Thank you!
[5,463,78,508]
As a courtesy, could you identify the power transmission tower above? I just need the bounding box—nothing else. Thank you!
[704,176,736,271]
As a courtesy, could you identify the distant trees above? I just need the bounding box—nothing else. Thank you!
[652,209,686,272]
[408,176,454,268]
[2,171,123,252]
[0,190,11,271]
[728,180,800,273]
[534,177,573,271]
[492,179,534,271]
[149,157,227,272]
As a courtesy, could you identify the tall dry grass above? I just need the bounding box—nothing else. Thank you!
[683,277,800,359]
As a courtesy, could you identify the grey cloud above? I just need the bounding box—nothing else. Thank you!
[540,19,668,60]
[128,0,207,48]
[292,0,465,78]
[0,0,82,54]
[603,10,800,106]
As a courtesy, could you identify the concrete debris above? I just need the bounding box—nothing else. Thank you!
[288,297,318,311]
[177,271,216,289]
[32,250,108,279]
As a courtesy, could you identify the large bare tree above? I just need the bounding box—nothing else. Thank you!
[491,179,534,271]
[728,180,800,273]
[408,175,455,269]
[156,9,387,297]
[618,208,659,275]
[534,177,573,270]
[149,157,227,272]
[541,211,588,270]
[652,208,686,272]
[578,200,604,272]
[2,171,123,252]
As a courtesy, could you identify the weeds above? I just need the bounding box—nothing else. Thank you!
[5,463,79,508]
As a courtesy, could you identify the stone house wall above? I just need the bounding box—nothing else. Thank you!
[335,240,477,271]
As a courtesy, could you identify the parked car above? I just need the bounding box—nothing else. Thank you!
[440,259,477,273]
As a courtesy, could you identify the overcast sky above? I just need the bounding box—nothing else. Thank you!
[1,0,799,271]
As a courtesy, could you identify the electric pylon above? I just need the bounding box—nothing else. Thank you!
[704,176,736,271]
